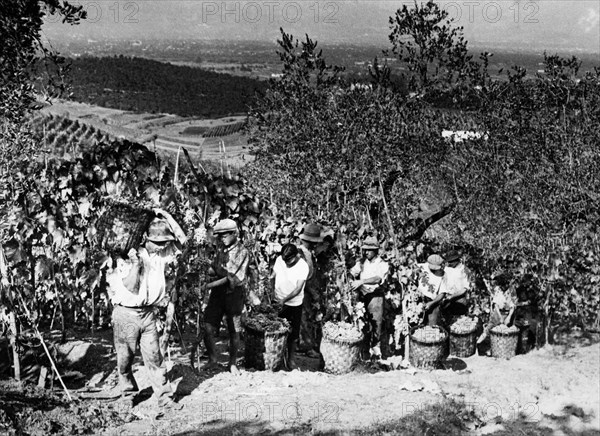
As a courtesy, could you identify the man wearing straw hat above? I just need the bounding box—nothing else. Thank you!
[200,218,249,375]
[441,250,471,321]
[104,208,186,412]
[350,236,390,359]
[297,222,322,358]
[417,254,451,326]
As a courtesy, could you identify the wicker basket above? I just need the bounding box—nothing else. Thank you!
[95,200,154,254]
[320,332,363,375]
[490,327,519,359]
[410,326,448,369]
[244,325,289,371]
[449,325,478,358]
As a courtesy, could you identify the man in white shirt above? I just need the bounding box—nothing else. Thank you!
[441,250,471,320]
[417,254,450,326]
[273,243,309,370]
[350,236,389,358]
[104,209,186,411]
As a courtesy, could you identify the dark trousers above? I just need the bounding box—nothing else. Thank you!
[300,285,320,351]
[204,286,244,332]
[425,297,469,327]
[204,286,245,366]
[279,304,303,342]
[361,293,383,347]
[112,305,173,405]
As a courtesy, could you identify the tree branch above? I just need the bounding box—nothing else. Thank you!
[401,201,455,243]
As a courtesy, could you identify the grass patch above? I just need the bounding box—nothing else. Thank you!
[351,399,470,436]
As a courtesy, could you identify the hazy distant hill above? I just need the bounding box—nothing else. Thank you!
[42,0,599,53]
[66,56,267,117]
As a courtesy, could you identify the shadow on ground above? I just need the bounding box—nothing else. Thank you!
[170,400,600,436]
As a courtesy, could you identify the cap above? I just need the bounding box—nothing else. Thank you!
[213,218,238,234]
[427,254,444,270]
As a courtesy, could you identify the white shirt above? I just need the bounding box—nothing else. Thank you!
[492,287,516,312]
[350,256,390,294]
[106,245,177,307]
[444,264,470,296]
[417,263,451,300]
[273,256,309,307]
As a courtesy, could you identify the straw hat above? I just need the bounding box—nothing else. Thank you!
[299,223,322,243]
[146,218,176,242]
[361,236,380,250]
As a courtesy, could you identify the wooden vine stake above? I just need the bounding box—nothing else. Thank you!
[378,172,400,261]
[378,172,405,359]
[8,311,21,382]
[401,296,410,364]
[174,145,182,187]
[17,292,72,401]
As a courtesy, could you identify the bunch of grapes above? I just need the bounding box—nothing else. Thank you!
[412,326,446,343]
[323,321,363,342]
[491,324,519,334]
[450,316,478,334]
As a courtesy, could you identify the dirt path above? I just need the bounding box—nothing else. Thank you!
[95,332,600,436]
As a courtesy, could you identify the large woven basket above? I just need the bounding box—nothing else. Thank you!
[95,200,154,254]
[320,332,363,375]
[410,326,448,369]
[490,327,519,359]
[244,325,289,371]
[449,325,478,358]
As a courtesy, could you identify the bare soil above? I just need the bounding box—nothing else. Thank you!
[1,328,599,436]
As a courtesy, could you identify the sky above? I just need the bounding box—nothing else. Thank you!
[42,1,600,53]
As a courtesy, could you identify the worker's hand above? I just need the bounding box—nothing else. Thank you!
[159,333,169,355]
[99,254,113,270]
[1,277,9,288]
[153,208,166,218]
[272,300,283,314]
[127,248,138,262]
[137,247,151,263]
[350,279,363,292]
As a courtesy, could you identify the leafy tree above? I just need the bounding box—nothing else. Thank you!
[439,55,600,336]
[0,0,85,174]
[247,23,600,343]
[245,29,455,244]
[388,0,490,95]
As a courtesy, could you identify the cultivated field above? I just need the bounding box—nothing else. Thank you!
[40,100,253,168]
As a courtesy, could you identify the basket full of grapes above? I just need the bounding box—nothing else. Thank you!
[95,199,155,255]
[409,325,448,369]
[449,316,479,358]
[490,324,519,359]
[244,309,290,371]
[320,322,363,375]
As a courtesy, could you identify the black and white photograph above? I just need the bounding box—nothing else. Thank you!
[1,0,599,434]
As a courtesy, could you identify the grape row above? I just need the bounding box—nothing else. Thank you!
[29,114,112,156]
